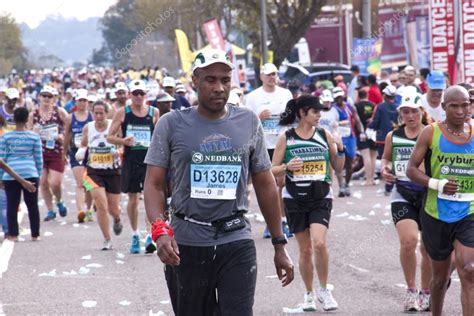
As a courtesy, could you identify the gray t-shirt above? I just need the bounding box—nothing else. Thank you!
[145,105,271,246]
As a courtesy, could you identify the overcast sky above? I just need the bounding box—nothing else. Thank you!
[0,0,117,28]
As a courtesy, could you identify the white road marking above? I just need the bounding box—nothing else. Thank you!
[0,206,26,278]
[348,264,369,273]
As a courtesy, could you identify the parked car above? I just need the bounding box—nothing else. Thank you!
[280,62,351,86]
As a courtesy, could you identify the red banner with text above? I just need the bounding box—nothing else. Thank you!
[202,19,225,51]
[460,0,474,84]
[429,0,456,83]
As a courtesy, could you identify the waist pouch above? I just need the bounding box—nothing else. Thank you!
[174,211,246,239]
[286,179,330,202]
[396,184,426,207]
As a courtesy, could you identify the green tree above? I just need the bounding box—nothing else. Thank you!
[100,0,140,66]
[0,14,28,76]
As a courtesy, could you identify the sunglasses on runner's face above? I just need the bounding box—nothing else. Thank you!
[132,91,145,96]
[41,94,53,99]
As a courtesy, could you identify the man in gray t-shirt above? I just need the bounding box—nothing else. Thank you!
[144,49,294,315]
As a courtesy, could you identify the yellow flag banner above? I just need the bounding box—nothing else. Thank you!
[175,29,193,72]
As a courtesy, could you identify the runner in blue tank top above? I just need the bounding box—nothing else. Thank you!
[64,89,93,223]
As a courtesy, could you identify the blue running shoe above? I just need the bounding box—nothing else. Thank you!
[57,201,67,217]
[129,234,140,254]
[44,210,56,221]
[282,221,294,238]
[263,226,271,238]
[144,235,156,254]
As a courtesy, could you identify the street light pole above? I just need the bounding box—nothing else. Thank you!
[362,0,371,38]
[261,0,268,64]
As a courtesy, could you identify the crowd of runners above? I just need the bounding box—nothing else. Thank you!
[0,49,473,315]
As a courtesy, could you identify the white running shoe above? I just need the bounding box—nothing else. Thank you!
[302,291,316,311]
[418,292,431,312]
[316,287,338,311]
[101,239,112,251]
[404,290,419,312]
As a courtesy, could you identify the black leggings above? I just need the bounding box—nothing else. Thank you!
[5,178,40,238]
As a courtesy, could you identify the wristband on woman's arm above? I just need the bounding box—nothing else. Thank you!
[428,178,449,191]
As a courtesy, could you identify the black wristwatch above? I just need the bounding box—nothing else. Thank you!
[272,235,288,245]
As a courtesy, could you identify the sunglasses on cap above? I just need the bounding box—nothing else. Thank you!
[132,90,145,96]
[41,94,53,98]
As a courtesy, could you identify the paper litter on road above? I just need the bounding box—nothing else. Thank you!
[119,300,131,306]
[352,191,362,199]
[83,225,89,229]
[59,221,67,226]
[384,205,391,210]
[43,231,53,236]
[78,267,90,275]
[149,310,166,316]
[282,305,304,314]
[115,260,124,265]
[368,211,375,216]
[395,283,407,288]
[348,215,368,221]
[265,275,279,279]
[116,252,125,259]
[159,300,170,305]
[383,212,390,216]
[373,203,382,208]
[335,212,349,218]
[72,223,80,228]
[345,201,354,205]
[348,264,369,273]
[86,263,103,268]
[38,269,57,277]
[81,255,91,260]
[62,270,77,276]
[381,220,392,225]
[82,300,97,308]
[67,191,75,196]
[254,214,265,223]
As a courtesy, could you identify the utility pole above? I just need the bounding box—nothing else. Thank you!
[362,0,371,38]
[261,0,268,64]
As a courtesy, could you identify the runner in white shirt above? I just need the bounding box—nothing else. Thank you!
[420,70,446,122]
[319,89,340,135]
[245,63,293,238]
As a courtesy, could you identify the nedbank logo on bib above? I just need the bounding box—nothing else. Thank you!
[190,133,242,200]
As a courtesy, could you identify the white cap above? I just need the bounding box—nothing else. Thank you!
[320,89,334,102]
[6,88,20,99]
[175,84,186,93]
[382,85,397,96]
[76,89,88,100]
[40,85,56,96]
[65,87,73,94]
[51,87,59,96]
[192,49,234,74]
[156,92,176,102]
[87,94,98,103]
[261,63,278,75]
[332,87,344,98]
[162,76,176,88]
[398,92,422,110]
[129,80,147,93]
[115,82,128,92]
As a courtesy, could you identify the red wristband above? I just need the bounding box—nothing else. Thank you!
[151,219,174,242]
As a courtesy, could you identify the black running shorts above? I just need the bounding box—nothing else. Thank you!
[421,211,474,261]
[283,198,332,233]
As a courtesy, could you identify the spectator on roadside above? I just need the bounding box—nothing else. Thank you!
[368,74,383,105]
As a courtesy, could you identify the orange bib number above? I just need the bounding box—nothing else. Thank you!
[293,161,326,181]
